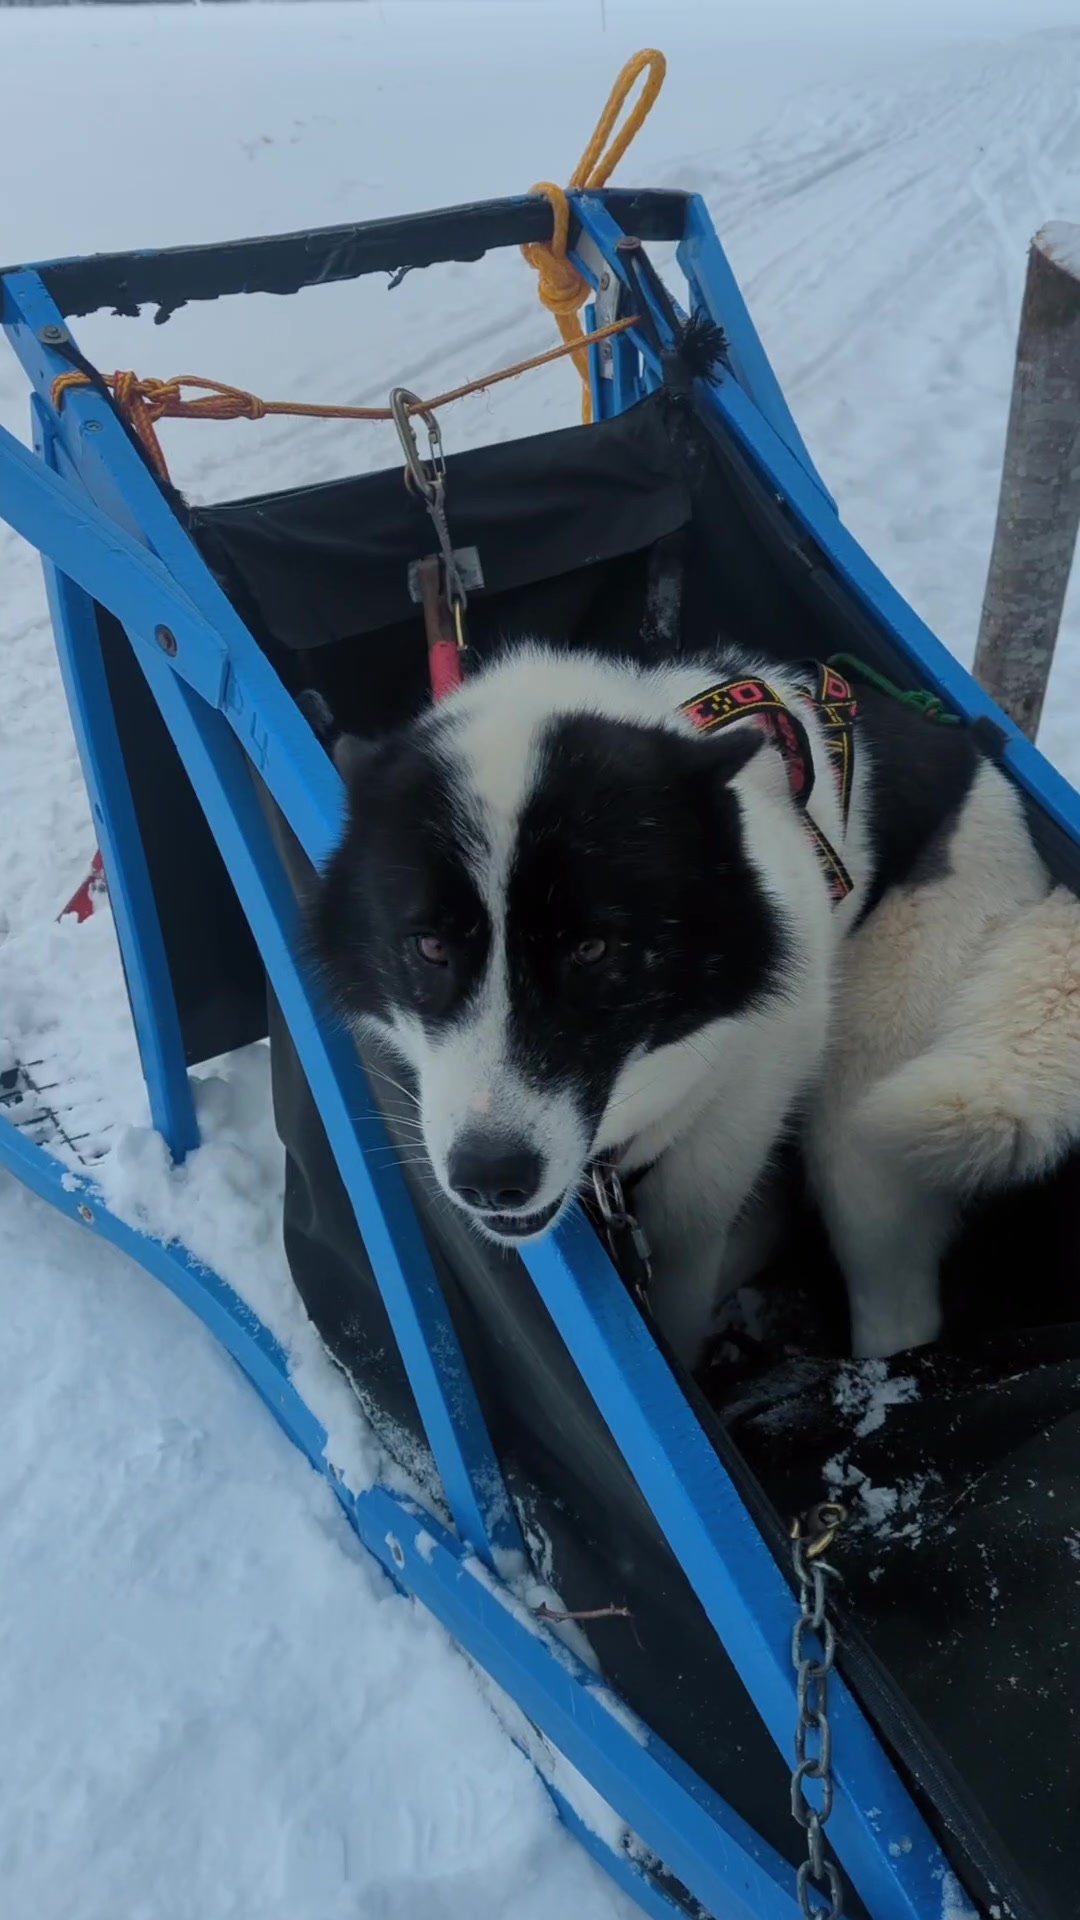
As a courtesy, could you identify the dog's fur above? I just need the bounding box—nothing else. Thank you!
[310,642,1075,1365]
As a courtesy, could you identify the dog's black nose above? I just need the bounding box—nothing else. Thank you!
[447,1135,544,1214]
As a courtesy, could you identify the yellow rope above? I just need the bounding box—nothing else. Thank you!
[521,47,667,424]
[49,49,668,475]
[49,315,640,484]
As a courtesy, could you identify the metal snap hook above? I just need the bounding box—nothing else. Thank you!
[389,386,445,504]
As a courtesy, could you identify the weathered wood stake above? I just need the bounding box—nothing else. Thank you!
[973,222,1080,741]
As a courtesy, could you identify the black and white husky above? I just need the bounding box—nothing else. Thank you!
[310,643,1079,1366]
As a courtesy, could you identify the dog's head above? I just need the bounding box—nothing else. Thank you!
[310,650,789,1240]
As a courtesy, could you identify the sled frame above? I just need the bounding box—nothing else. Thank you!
[0,186,1025,1919]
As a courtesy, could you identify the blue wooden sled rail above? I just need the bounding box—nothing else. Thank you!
[0,1114,802,1920]
[3,192,1042,1916]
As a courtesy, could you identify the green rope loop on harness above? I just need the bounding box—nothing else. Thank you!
[827,654,961,726]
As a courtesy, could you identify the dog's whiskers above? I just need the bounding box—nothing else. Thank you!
[352,1109,424,1132]
[361,1062,422,1109]
[370,1150,437,1172]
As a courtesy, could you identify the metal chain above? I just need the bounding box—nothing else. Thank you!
[589,1164,653,1310]
[790,1503,847,1919]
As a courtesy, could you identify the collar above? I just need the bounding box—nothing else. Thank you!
[678,660,857,906]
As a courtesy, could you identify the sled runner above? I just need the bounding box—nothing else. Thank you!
[3,51,1079,1920]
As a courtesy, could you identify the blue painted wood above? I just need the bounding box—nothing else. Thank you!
[2,272,344,874]
[571,205,666,380]
[544,1792,696,1920]
[31,399,199,1162]
[581,203,1080,865]
[0,278,972,1912]
[585,300,616,424]
[0,390,802,1902]
[521,1209,952,1920]
[584,300,645,424]
[0,411,231,707]
[0,379,525,1570]
[358,1487,811,1920]
[4,189,1048,1918]
[0,1109,809,1920]
[678,195,835,509]
[120,636,524,1573]
[678,254,1080,855]
[0,1108,311,1454]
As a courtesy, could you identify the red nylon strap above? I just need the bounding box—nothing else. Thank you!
[679,675,816,809]
[415,555,466,701]
[679,670,855,905]
[800,661,858,828]
[429,638,465,701]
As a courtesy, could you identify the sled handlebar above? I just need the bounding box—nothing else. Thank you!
[4,189,690,326]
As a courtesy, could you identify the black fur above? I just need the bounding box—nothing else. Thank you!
[849,685,985,916]
[309,710,789,1147]
[498,714,787,1131]
[311,737,488,1030]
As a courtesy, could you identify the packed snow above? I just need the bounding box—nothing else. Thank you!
[2,2,1079,1914]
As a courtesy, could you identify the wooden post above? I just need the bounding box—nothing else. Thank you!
[973,222,1080,741]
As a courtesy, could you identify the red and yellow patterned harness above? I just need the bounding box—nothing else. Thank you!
[678,661,857,905]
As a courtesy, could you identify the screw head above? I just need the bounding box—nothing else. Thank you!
[39,324,67,346]
[155,626,178,656]
[84,420,103,435]
[77,1203,94,1224]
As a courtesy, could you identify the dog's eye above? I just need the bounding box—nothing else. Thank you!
[414,933,450,967]
[572,935,608,967]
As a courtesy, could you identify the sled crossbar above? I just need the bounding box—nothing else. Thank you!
[6,188,690,320]
[0,191,1016,1920]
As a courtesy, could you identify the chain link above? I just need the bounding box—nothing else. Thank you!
[790,1504,847,1919]
[588,1165,653,1308]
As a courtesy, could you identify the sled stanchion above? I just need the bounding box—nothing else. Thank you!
[31,401,200,1162]
[0,397,341,875]
[521,1208,960,1920]
[676,275,1080,853]
[0,398,522,1566]
[120,643,525,1573]
[973,222,1080,742]
[677,197,835,508]
[2,273,345,871]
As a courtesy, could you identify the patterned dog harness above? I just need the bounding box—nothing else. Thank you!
[678,660,857,905]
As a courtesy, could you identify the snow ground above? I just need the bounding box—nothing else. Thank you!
[1,2,1079,1914]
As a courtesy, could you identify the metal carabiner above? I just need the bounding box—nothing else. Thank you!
[389,386,446,506]
[590,1163,627,1227]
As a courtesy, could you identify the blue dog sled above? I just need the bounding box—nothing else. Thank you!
[3,54,1079,1920]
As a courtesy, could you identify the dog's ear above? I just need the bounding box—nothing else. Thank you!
[296,689,384,790]
[332,732,382,788]
[296,688,334,739]
[698,726,766,787]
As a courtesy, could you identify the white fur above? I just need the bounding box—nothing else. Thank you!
[380,645,877,1363]
[814,882,1080,1355]
[860,886,1080,1194]
[373,643,1080,1368]
[805,765,1055,1357]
